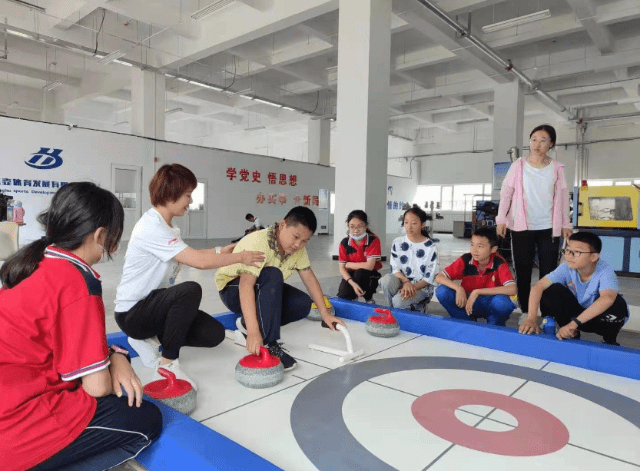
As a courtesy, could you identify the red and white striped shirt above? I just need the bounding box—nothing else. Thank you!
[0,246,109,471]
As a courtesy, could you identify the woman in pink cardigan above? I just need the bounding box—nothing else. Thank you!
[496,124,572,323]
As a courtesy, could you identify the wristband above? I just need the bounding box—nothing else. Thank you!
[346,278,352,282]
[109,345,132,363]
[214,246,222,254]
[571,317,583,328]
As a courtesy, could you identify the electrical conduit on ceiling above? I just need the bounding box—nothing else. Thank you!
[414,0,580,123]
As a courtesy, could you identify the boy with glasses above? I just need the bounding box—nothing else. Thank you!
[519,232,629,345]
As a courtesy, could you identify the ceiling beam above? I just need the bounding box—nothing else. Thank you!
[564,0,615,55]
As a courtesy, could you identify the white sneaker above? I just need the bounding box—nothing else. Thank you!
[128,337,161,368]
[152,359,197,391]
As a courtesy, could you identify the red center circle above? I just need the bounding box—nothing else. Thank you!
[411,389,569,456]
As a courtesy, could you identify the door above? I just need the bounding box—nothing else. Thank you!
[175,179,207,239]
[111,164,142,241]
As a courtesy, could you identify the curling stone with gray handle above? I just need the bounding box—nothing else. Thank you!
[144,368,197,415]
[366,308,400,338]
[236,346,285,389]
[308,295,334,321]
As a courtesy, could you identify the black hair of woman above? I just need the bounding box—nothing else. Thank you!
[530,124,557,148]
[346,209,373,234]
[1,182,124,289]
[403,205,430,238]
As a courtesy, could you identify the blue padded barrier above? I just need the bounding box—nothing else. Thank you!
[106,311,279,471]
[327,297,640,382]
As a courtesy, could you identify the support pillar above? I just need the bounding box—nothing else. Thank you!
[492,81,524,199]
[131,69,165,139]
[307,119,330,166]
[334,0,391,248]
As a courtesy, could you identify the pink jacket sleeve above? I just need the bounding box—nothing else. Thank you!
[496,162,517,226]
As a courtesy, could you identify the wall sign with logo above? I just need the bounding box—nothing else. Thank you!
[25,148,64,170]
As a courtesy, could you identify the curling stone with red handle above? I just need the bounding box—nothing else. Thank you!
[143,368,197,415]
[235,346,285,389]
[365,308,400,338]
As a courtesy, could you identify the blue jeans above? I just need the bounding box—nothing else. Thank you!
[436,285,515,326]
[219,267,312,343]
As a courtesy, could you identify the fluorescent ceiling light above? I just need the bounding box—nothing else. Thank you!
[7,29,34,40]
[282,106,295,111]
[42,81,62,91]
[177,77,190,82]
[114,120,129,126]
[191,0,236,20]
[5,0,45,13]
[189,80,223,91]
[245,125,266,131]
[482,9,551,33]
[165,73,176,78]
[97,50,126,64]
[113,59,132,67]
[238,94,254,100]
[254,98,282,108]
[165,107,183,115]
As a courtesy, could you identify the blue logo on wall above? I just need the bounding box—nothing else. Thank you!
[25,148,64,170]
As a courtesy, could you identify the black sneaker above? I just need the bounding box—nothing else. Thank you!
[266,341,297,371]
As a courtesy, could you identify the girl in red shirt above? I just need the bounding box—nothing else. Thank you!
[0,182,162,471]
[337,210,383,303]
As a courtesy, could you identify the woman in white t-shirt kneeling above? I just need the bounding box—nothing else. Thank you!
[114,164,264,389]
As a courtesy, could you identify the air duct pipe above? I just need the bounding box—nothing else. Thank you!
[414,0,579,123]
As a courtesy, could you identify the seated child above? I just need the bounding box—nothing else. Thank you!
[519,231,629,345]
[380,207,438,311]
[0,182,162,471]
[435,226,517,326]
[215,206,345,371]
[337,210,382,303]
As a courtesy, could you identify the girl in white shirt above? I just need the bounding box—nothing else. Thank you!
[380,207,439,311]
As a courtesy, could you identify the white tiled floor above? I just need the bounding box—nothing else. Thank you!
[128,318,640,471]
[96,232,640,470]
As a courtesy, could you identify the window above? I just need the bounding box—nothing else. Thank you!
[453,184,484,212]
[441,186,453,210]
[413,186,442,208]
[189,182,205,211]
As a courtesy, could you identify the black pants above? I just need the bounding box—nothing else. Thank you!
[541,283,629,345]
[337,269,381,301]
[510,229,560,313]
[115,281,225,360]
[32,395,162,471]
[219,267,312,343]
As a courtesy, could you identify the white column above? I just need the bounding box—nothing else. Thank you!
[492,81,525,199]
[131,69,165,139]
[334,0,391,248]
[307,119,331,165]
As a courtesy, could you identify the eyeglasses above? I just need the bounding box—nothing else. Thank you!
[349,225,366,231]
[530,138,550,145]
[561,249,595,257]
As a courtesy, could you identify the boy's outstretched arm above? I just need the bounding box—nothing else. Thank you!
[298,268,346,330]
[239,273,263,354]
[556,289,617,340]
[519,277,552,335]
